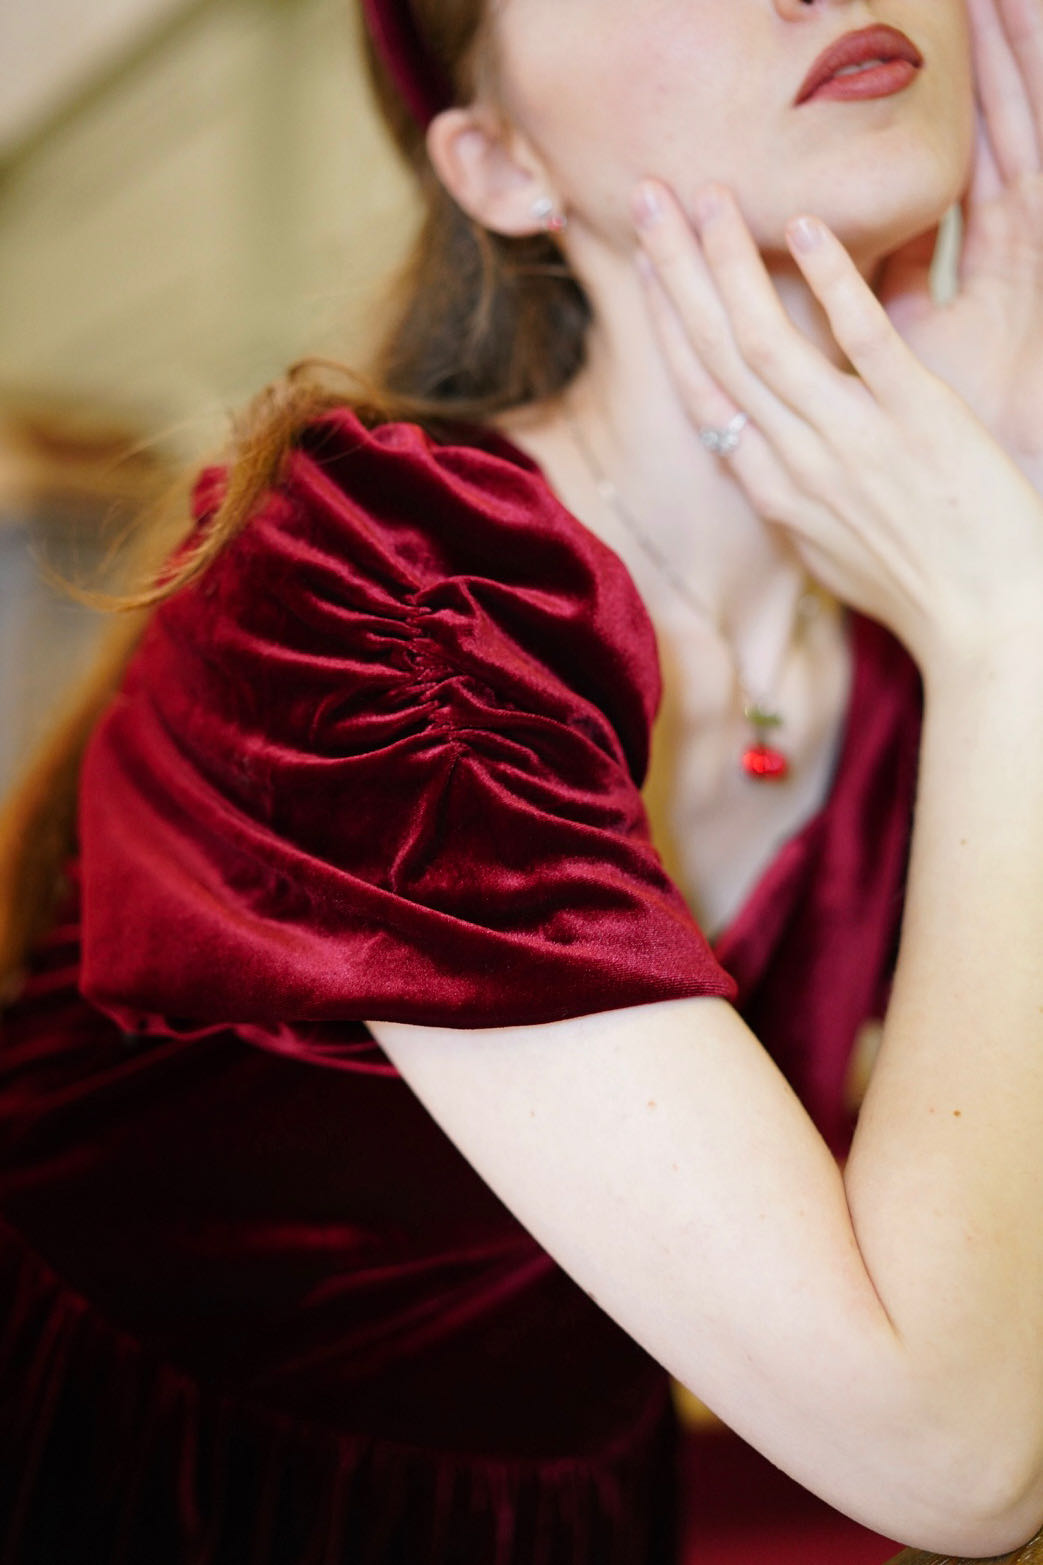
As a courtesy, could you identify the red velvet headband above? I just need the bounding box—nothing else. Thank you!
[360,0,455,129]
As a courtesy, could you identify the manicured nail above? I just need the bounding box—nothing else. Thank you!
[633,181,665,230]
[693,185,725,226]
[788,216,824,253]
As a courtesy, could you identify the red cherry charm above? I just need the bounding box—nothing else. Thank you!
[742,744,790,781]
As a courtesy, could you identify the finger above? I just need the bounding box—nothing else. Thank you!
[636,262,809,525]
[994,0,1043,153]
[691,183,867,436]
[783,216,929,418]
[968,105,1005,209]
[960,117,1012,280]
[966,0,1041,178]
[633,182,819,452]
[635,253,741,431]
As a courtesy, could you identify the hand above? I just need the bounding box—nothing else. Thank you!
[878,0,1043,485]
[631,179,1043,682]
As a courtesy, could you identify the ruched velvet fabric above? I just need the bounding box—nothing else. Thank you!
[0,407,923,1564]
[78,413,735,1036]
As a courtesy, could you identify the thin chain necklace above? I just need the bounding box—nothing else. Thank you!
[566,411,815,782]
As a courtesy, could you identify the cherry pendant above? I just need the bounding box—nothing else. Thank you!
[742,743,790,781]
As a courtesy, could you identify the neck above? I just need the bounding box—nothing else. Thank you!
[503,239,881,641]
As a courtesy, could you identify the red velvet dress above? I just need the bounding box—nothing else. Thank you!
[0,408,922,1564]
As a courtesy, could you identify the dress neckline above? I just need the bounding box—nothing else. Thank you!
[469,419,865,965]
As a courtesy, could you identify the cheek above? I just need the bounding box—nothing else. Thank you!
[953,40,978,186]
[920,21,978,201]
[494,2,748,186]
[924,4,977,163]
[493,3,619,137]
[595,11,756,148]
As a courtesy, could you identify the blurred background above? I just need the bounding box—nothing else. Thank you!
[0,0,418,791]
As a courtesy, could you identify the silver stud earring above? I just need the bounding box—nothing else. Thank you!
[532,195,568,235]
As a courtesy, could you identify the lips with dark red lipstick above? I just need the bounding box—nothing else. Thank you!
[795,24,924,106]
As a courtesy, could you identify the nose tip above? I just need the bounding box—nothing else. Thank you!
[774,0,859,15]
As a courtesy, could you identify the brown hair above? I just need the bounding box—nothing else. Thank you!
[0,0,593,1000]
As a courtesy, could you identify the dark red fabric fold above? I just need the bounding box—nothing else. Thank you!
[79,409,735,1044]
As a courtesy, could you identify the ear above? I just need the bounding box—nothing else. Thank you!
[426,106,552,237]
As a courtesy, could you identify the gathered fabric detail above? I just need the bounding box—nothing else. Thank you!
[78,408,734,1045]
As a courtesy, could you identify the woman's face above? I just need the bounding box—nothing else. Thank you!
[491,0,977,262]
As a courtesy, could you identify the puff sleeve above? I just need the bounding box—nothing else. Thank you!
[79,409,736,1046]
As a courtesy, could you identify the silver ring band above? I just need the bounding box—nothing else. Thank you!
[699,412,749,458]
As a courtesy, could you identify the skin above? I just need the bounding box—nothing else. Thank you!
[488,0,976,267]
[367,2,1043,1551]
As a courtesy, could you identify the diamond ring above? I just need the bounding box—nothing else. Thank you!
[699,412,749,458]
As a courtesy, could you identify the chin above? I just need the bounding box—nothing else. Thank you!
[767,146,970,267]
[753,82,976,263]
[820,111,972,256]
[820,199,948,267]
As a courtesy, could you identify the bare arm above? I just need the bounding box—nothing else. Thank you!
[371,634,1043,1555]
[845,641,1043,1534]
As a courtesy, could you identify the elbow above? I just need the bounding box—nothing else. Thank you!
[927,1501,1043,1560]
[960,1457,1043,1560]
[906,1432,1043,1558]
[875,1340,1043,1558]
[936,1498,1043,1560]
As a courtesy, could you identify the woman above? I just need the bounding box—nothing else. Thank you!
[1,0,1042,1561]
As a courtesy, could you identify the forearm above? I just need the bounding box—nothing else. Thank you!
[845,632,1043,1528]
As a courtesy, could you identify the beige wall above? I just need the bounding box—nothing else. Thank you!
[0,0,419,460]
[0,0,421,783]
[0,0,192,152]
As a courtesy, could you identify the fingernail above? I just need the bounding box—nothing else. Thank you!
[633,181,665,230]
[693,185,725,226]
[788,216,824,253]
